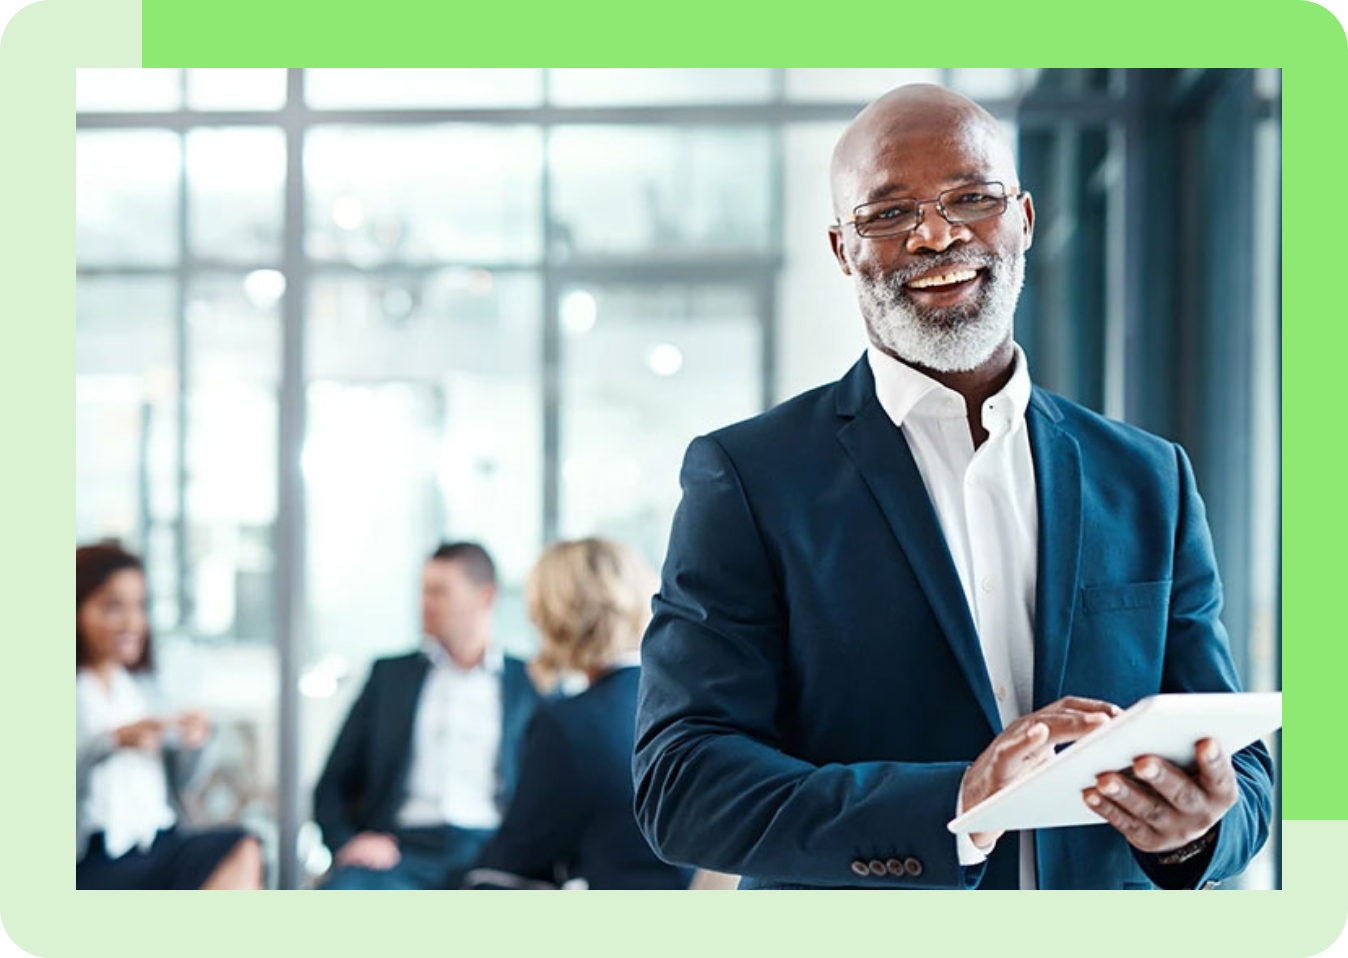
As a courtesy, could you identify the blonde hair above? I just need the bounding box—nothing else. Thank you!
[526,538,656,691]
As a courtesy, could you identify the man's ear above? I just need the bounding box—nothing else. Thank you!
[1019,190,1035,251]
[828,226,852,276]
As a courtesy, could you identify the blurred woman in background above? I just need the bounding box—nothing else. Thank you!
[465,538,693,889]
[76,542,263,889]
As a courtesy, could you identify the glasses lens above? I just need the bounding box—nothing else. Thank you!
[942,183,1007,223]
[855,199,918,236]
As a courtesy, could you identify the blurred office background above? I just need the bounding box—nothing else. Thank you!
[75,68,1281,889]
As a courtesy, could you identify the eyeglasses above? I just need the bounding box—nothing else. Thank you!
[836,181,1028,238]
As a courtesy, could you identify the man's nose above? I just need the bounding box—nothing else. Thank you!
[904,201,973,255]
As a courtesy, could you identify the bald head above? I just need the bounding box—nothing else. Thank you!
[830,84,1018,219]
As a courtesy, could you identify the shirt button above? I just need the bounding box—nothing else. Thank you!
[850,860,870,877]
[995,684,1007,702]
[981,578,994,593]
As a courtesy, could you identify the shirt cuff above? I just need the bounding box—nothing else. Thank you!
[956,767,995,867]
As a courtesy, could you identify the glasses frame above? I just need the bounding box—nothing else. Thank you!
[835,180,1029,239]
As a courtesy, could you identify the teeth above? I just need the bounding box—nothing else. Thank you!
[908,268,978,289]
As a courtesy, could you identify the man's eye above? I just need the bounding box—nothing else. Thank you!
[873,206,908,220]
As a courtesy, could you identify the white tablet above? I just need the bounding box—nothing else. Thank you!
[947,692,1282,835]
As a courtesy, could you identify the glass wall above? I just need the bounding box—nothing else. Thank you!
[557,281,764,569]
[75,95,284,866]
[75,68,1279,888]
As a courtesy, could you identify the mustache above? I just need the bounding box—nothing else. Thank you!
[890,250,1001,287]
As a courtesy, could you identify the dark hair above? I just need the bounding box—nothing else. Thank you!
[429,541,497,588]
[76,541,153,673]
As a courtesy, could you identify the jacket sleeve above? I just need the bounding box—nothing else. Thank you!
[313,665,379,854]
[633,435,984,889]
[1134,444,1275,889]
[466,708,586,888]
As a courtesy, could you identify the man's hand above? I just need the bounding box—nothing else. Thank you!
[1082,737,1236,855]
[335,832,401,871]
[963,696,1121,850]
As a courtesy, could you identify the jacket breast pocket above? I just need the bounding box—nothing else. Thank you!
[1067,580,1172,703]
[1080,580,1171,615]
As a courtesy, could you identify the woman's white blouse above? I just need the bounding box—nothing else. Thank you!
[76,668,177,857]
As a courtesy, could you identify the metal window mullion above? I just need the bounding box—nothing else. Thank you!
[1106,71,1145,423]
[174,71,191,632]
[764,103,785,408]
[275,67,309,891]
[759,276,778,410]
[75,94,1127,131]
[541,119,560,546]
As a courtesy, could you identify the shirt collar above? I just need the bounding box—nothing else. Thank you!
[421,637,503,675]
[866,342,1032,434]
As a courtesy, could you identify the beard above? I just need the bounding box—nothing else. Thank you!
[853,247,1025,373]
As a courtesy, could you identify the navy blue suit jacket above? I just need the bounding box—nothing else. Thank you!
[470,667,693,889]
[633,355,1273,890]
[313,651,539,853]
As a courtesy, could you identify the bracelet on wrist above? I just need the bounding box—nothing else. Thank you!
[1155,827,1217,866]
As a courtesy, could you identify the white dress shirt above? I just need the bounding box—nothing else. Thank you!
[397,640,505,831]
[867,343,1040,890]
[76,668,177,858]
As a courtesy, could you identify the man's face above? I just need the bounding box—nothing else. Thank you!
[421,559,494,655]
[830,117,1035,373]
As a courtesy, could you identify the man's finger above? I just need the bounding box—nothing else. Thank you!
[991,722,1048,769]
[1083,787,1156,843]
[1032,710,1113,745]
[1051,696,1124,717]
[997,721,1048,753]
[1132,756,1208,815]
[1040,706,1118,725]
[1094,772,1174,829]
[1194,739,1237,801]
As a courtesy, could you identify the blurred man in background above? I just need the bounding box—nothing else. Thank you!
[314,542,539,889]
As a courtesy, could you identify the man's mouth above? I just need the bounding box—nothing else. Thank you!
[905,267,982,291]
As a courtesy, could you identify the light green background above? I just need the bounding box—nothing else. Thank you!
[3,0,1344,953]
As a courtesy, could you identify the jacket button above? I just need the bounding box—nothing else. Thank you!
[868,859,887,876]
[850,860,870,877]
[886,858,906,877]
[904,857,924,877]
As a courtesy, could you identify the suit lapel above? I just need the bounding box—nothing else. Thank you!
[836,385,1002,736]
[1027,390,1083,710]
[389,654,431,784]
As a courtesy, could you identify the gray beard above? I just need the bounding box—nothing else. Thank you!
[854,249,1025,373]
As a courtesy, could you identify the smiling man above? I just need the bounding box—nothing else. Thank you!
[632,84,1273,890]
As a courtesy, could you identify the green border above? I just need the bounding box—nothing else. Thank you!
[1,0,1344,954]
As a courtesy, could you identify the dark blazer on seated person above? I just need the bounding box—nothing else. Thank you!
[467,666,693,889]
[313,651,539,854]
